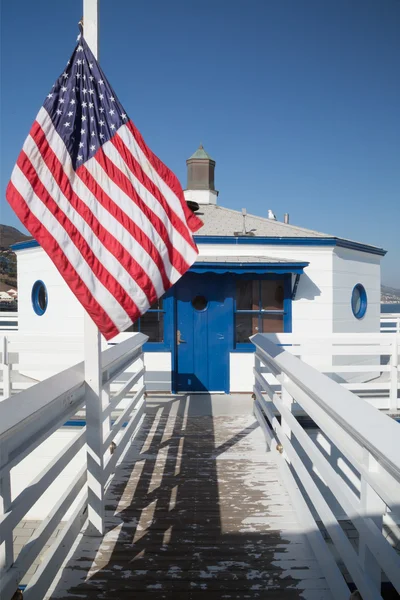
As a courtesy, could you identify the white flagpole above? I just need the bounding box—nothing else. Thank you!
[82,0,106,537]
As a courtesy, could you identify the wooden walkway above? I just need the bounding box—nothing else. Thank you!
[48,395,332,599]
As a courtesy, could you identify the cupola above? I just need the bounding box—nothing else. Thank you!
[184,144,218,205]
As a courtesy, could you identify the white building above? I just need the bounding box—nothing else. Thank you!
[12,145,385,392]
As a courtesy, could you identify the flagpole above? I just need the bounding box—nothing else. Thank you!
[82,0,106,537]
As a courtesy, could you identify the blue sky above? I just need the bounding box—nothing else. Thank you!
[1,0,399,287]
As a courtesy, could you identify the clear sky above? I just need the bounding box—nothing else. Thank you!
[1,0,399,287]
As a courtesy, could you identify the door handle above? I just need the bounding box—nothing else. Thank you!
[177,330,186,345]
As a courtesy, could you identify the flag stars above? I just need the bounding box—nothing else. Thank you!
[99,107,105,113]
[79,142,84,148]
[81,115,87,121]
[47,93,53,99]
[98,79,104,85]
[70,99,76,105]
[76,59,83,65]
[89,102,94,108]
[56,109,62,115]
[109,96,115,102]
[110,124,116,130]
[77,45,83,52]
[90,116,95,122]
[61,86,67,92]
[90,144,96,151]
[89,75,94,81]
[59,98,65,104]
[99,133,105,139]
[109,109,115,115]
[77,154,83,161]
[76,73,81,79]
[99,120,105,126]
[99,94,104,100]
[91,131,96,137]
[121,113,127,120]
[89,62,94,69]
[64,122,70,127]
[62,72,68,78]
[82,88,87,95]
[89,89,95,95]
[81,128,86,134]
[67,111,73,117]
[82,101,87,108]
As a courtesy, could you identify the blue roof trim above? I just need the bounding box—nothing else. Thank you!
[12,239,38,251]
[12,236,386,256]
[193,236,386,256]
[190,261,308,275]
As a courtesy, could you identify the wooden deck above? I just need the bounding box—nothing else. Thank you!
[47,395,332,599]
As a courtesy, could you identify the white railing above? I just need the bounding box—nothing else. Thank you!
[0,313,18,331]
[381,313,400,334]
[263,333,399,412]
[252,333,400,600]
[0,332,147,600]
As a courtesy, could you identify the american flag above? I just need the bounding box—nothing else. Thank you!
[6,29,203,340]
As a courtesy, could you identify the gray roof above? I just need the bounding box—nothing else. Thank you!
[193,206,385,256]
[195,205,330,238]
[195,255,302,264]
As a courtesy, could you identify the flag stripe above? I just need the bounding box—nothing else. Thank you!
[16,151,140,325]
[85,151,182,278]
[9,169,132,333]
[113,129,198,252]
[35,108,170,296]
[94,147,193,276]
[23,127,152,316]
[126,120,203,234]
[7,180,120,339]
[29,119,159,308]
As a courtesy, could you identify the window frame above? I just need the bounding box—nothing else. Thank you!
[351,283,367,319]
[130,292,174,352]
[31,280,48,316]
[233,274,292,352]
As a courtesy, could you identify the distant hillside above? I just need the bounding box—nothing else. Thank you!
[0,224,31,249]
[382,285,400,304]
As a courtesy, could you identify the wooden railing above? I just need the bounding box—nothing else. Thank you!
[252,333,400,600]
[0,333,147,600]
[381,313,400,334]
[261,333,399,412]
[0,313,18,331]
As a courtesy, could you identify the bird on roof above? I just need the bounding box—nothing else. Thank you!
[268,209,277,220]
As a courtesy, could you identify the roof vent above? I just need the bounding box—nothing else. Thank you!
[284,213,289,224]
[186,200,200,213]
[268,209,277,221]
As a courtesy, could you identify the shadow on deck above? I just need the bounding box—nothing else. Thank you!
[47,395,331,599]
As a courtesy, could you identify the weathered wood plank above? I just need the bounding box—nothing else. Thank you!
[46,407,332,599]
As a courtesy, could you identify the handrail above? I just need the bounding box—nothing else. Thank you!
[0,332,147,599]
[251,333,400,599]
[381,313,400,334]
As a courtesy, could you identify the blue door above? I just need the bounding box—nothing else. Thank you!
[175,273,230,392]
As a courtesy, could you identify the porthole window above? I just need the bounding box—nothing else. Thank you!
[351,284,367,319]
[192,295,208,311]
[32,280,48,316]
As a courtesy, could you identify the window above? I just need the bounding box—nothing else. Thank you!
[351,284,367,319]
[125,297,164,342]
[235,279,284,343]
[32,280,48,316]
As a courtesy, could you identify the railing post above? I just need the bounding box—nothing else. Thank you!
[359,452,385,593]
[84,314,107,536]
[280,375,293,461]
[0,443,13,575]
[1,337,11,400]
[389,335,398,412]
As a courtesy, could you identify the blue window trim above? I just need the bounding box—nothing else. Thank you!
[189,262,308,274]
[142,292,174,352]
[12,237,386,256]
[31,280,48,316]
[351,284,367,319]
[231,274,292,353]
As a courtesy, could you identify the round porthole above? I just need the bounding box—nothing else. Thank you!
[32,280,48,316]
[192,295,208,311]
[351,284,367,319]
